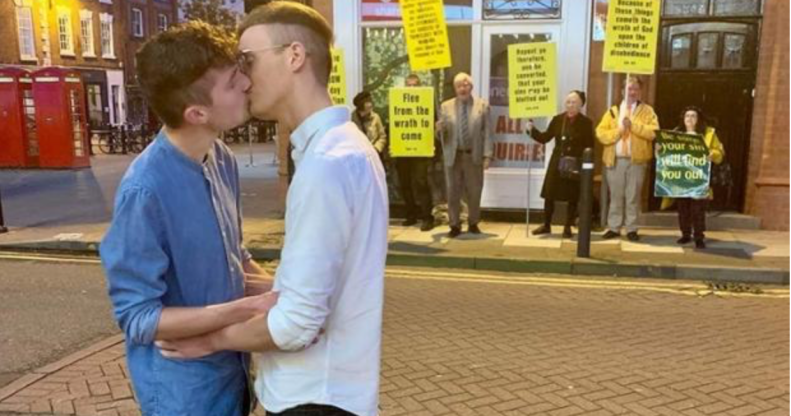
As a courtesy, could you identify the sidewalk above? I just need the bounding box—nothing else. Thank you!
[0,143,788,284]
[0,217,788,284]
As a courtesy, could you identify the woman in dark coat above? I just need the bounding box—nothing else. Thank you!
[527,90,595,238]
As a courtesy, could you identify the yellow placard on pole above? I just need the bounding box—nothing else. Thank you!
[602,0,661,74]
[389,87,435,157]
[507,42,558,119]
[400,0,452,71]
[329,48,347,105]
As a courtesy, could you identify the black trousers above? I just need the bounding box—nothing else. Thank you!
[266,404,357,416]
[677,198,707,240]
[395,157,433,221]
[544,198,578,228]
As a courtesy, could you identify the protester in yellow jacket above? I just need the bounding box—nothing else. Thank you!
[595,76,659,242]
[662,106,725,249]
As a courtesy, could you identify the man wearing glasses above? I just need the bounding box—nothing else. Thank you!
[100,22,277,416]
[157,3,389,416]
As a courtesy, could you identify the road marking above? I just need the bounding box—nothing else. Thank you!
[0,252,101,265]
[0,253,785,299]
[386,268,790,299]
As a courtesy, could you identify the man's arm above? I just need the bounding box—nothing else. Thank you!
[101,187,277,345]
[631,106,659,141]
[157,311,278,358]
[159,156,354,357]
[243,258,274,296]
[596,107,621,146]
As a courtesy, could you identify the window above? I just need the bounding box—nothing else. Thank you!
[713,0,761,16]
[132,8,144,37]
[696,32,719,68]
[362,0,473,22]
[158,14,168,32]
[100,13,115,58]
[670,34,692,68]
[663,0,708,16]
[722,33,746,69]
[80,11,95,57]
[58,7,75,56]
[483,0,562,20]
[16,5,36,61]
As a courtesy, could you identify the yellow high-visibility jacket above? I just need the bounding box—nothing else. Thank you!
[596,103,660,167]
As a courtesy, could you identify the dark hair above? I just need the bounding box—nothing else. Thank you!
[239,1,333,86]
[675,106,708,135]
[136,21,236,128]
[570,90,586,106]
[405,73,421,86]
[353,91,372,109]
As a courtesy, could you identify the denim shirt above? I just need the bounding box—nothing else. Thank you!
[100,132,251,416]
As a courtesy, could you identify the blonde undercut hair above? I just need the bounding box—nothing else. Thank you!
[239,1,334,86]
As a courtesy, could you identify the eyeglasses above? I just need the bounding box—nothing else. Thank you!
[236,43,291,75]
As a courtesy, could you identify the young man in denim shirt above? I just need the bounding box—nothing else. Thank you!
[100,22,277,416]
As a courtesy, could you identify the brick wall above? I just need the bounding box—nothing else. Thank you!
[744,0,789,230]
[0,1,21,65]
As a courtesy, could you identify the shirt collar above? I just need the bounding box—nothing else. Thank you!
[158,129,216,174]
[291,106,351,154]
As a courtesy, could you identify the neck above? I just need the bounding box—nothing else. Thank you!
[163,124,217,163]
[278,79,334,132]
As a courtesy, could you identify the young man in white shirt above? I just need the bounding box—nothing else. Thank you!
[157,3,389,416]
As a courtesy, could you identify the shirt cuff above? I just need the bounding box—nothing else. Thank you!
[266,305,314,352]
[131,303,163,345]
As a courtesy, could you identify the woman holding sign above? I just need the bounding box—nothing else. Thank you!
[527,90,595,238]
[668,106,725,249]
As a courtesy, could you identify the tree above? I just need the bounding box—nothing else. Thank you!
[180,0,239,31]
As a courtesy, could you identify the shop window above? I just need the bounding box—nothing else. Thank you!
[362,26,472,126]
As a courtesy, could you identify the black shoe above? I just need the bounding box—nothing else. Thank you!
[695,239,706,249]
[627,231,640,242]
[402,218,418,227]
[420,219,435,232]
[532,224,551,235]
[677,236,692,245]
[448,226,462,238]
[468,224,482,234]
[602,230,620,239]
[562,226,573,239]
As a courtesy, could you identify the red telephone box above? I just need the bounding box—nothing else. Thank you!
[0,67,39,168]
[32,67,90,168]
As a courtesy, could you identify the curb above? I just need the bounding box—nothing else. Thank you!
[1,241,788,285]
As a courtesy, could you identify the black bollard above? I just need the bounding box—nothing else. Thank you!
[0,188,8,234]
[577,148,594,258]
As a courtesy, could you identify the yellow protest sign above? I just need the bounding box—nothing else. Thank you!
[507,42,558,119]
[389,87,435,157]
[400,0,452,71]
[329,48,347,105]
[602,0,661,74]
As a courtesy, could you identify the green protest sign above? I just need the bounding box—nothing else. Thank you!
[654,130,711,198]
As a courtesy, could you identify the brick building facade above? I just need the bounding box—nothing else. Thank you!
[1,0,179,127]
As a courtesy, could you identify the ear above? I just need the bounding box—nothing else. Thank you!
[286,42,308,73]
[183,105,209,126]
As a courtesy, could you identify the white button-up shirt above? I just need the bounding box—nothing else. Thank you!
[257,106,389,416]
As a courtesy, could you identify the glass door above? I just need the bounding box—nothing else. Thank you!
[480,25,561,209]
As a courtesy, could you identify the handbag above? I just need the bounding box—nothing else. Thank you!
[556,117,581,180]
[558,155,581,179]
